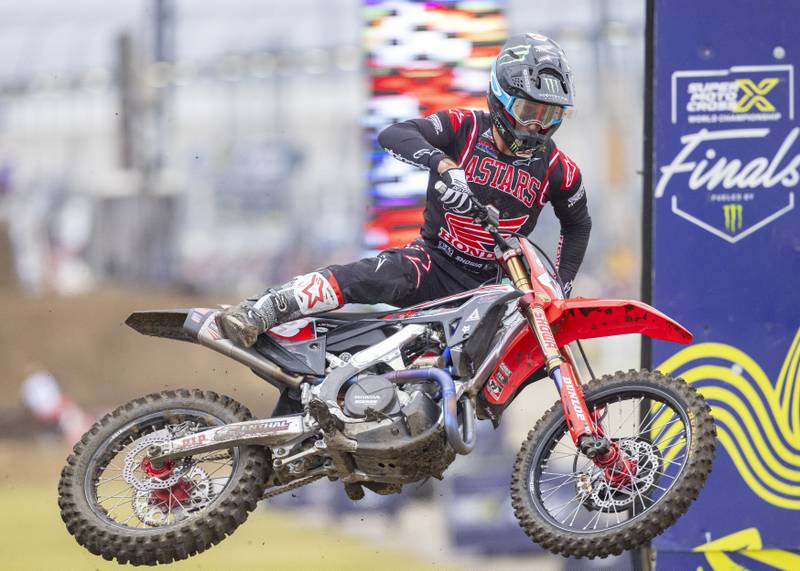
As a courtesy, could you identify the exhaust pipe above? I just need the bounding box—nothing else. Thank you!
[386,368,476,455]
[192,310,304,389]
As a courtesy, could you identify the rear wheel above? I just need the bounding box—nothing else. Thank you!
[58,390,270,565]
[510,369,715,558]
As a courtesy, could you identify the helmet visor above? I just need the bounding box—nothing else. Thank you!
[509,99,566,129]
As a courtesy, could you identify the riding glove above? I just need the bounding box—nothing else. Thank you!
[439,168,475,215]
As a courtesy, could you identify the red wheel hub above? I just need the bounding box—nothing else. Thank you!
[593,442,638,487]
[141,457,175,478]
[141,457,193,511]
[148,479,193,510]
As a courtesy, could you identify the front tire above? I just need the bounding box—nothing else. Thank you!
[58,389,270,565]
[510,369,715,558]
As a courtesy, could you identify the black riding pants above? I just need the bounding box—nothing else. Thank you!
[327,239,498,308]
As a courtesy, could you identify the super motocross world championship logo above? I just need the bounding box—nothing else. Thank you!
[656,64,797,243]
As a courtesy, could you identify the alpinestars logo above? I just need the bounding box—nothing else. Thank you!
[567,184,586,208]
[292,272,340,314]
[559,152,579,189]
[439,213,528,260]
[426,113,444,135]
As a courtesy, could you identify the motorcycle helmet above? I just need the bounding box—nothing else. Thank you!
[488,33,575,155]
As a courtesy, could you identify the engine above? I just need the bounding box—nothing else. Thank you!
[338,373,453,483]
[343,375,401,418]
[341,373,439,434]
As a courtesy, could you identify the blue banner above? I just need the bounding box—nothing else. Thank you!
[648,0,800,568]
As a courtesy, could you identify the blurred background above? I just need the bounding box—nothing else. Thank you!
[0,0,647,569]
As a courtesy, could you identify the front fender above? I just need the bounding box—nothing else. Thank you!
[548,297,693,345]
[481,298,691,406]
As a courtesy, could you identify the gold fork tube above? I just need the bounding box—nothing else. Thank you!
[505,254,563,371]
[505,256,532,291]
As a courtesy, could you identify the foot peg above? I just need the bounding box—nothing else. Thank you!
[344,483,364,501]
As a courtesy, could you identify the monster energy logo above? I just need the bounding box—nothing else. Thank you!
[723,203,743,233]
[541,76,561,93]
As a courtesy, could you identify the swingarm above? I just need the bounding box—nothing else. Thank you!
[149,414,311,462]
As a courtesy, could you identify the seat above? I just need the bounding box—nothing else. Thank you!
[316,309,395,321]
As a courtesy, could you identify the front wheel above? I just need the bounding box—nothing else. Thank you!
[510,369,716,559]
[58,390,270,565]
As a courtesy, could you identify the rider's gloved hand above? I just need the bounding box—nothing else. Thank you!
[439,168,475,215]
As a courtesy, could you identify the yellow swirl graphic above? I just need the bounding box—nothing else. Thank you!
[693,527,800,570]
[655,327,800,509]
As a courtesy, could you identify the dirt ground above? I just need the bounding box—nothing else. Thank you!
[0,287,279,435]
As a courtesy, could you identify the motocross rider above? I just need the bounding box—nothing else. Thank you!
[217,33,592,348]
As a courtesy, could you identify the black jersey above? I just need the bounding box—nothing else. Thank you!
[378,108,591,293]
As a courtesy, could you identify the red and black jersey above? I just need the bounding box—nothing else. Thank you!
[378,108,591,292]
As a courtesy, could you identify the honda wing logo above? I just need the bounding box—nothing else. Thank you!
[439,213,528,260]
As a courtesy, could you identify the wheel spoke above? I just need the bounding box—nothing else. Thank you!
[627,470,650,513]
[584,501,604,530]
[539,473,575,484]
[540,474,579,501]
[96,493,134,502]
[656,438,687,454]
[565,497,583,527]
[638,404,670,436]
[550,492,582,517]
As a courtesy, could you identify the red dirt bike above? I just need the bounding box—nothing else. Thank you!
[58,183,715,564]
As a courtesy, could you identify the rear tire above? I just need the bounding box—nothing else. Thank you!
[58,389,270,565]
[510,369,715,558]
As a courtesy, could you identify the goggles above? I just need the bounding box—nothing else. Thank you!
[507,98,565,129]
[490,63,570,129]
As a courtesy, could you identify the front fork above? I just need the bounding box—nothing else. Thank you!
[504,255,634,478]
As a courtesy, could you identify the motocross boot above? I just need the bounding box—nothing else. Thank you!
[216,270,344,347]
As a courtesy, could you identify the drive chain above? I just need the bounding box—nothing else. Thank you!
[261,474,325,500]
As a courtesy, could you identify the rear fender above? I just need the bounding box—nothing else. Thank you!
[126,308,304,388]
[125,309,198,342]
[482,298,692,406]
